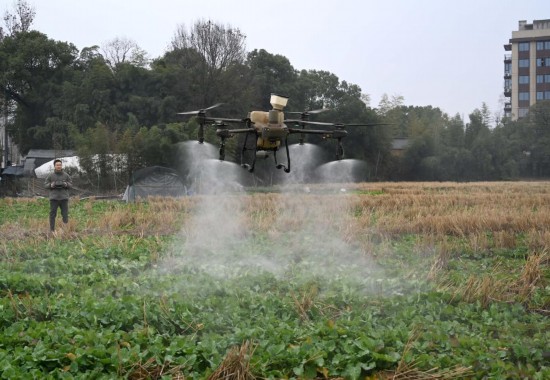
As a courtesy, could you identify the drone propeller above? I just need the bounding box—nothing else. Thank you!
[177,103,227,144]
[176,103,224,115]
[286,108,330,119]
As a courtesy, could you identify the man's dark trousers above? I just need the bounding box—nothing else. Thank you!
[50,199,68,231]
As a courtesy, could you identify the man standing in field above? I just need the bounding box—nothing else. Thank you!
[44,159,72,232]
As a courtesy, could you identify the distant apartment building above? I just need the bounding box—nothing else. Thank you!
[504,19,550,120]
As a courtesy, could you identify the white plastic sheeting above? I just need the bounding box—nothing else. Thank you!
[34,156,82,178]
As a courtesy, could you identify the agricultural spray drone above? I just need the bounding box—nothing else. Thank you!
[178,94,387,173]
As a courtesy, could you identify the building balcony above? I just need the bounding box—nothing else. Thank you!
[504,54,512,62]
[504,71,511,79]
[504,87,512,96]
[504,43,512,51]
[504,103,512,111]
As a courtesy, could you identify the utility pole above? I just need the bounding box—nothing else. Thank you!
[2,94,8,169]
[3,94,8,168]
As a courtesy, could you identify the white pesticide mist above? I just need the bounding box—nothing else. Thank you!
[272,191,386,292]
[168,141,273,277]
[177,140,218,162]
[290,157,382,289]
[315,159,369,184]
[175,142,249,269]
[276,143,324,186]
[159,142,388,297]
[176,141,216,192]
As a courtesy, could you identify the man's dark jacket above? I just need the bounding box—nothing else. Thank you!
[44,171,72,200]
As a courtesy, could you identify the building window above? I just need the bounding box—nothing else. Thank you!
[537,75,544,84]
[546,41,550,49]
[505,79,511,88]
[518,108,529,118]
[537,41,545,50]
[519,92,529,101]
[519,59,530,67]
[546,91,550,100]
[536,58,550,67]
[519,42,530,51]
[537,92,544,100]
[545,74,550,83]
[519,75,529,84]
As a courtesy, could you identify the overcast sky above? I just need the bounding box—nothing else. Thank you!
[11,0,549,121]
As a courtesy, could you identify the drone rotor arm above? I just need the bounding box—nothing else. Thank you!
[286,120,392,128]
[288,128,333,135]
[216,127,255,139]
[205,117,247,124]
[226,128,256,134]
[288,127,348,140]
[284,119,335,127]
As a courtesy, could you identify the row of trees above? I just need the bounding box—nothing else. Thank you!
[2,1,550,189]
[382,102,550,180]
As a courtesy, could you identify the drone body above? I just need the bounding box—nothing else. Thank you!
[249,109,286,151]
[178,94,386,173]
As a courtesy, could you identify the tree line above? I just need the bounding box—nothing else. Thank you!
[2,0,550,190]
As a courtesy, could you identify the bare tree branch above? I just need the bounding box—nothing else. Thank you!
[101,37,149,70]
[3,0,35,35]
[171,19,246,71]
[170,19,246,104]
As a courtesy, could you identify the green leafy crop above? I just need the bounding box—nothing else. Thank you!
[0,191,549,379]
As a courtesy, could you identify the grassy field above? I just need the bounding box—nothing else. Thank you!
[0,181,549,379]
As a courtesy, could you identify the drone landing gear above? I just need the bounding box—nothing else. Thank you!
[239,132,291,173]
[274,135,291,173]
[241,159,256,173]
[218,137,226,160]
[240,131,257,172]
[198,124,205,144]
[335,138,344,160]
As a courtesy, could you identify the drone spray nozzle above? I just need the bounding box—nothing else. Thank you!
[331,129,347,139]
